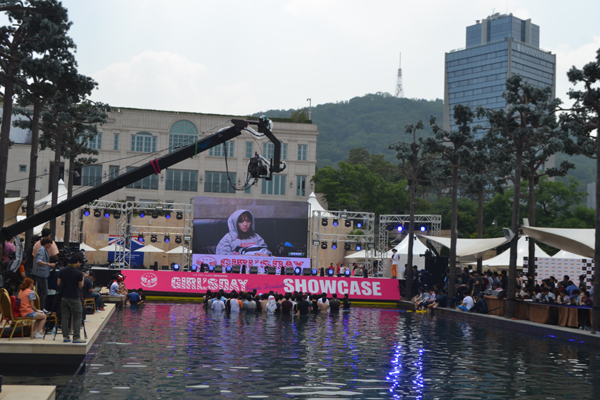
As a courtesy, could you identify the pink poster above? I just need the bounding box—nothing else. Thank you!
[192,253,311,273]
[121,270,401,301]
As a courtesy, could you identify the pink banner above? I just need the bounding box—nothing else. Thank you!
[121,270,401,301]
[192,254,311,274]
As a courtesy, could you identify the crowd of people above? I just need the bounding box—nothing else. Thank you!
[204,289,351,316]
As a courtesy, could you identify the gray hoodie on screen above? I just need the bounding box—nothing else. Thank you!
[216,209,271,256]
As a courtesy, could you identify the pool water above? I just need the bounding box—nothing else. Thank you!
[30,304,600,398]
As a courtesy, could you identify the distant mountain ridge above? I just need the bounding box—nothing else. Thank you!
[254,92,444,168]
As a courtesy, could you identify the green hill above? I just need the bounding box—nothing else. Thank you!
[254,92,444,168]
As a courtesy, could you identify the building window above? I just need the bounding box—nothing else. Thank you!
[261,175,286,196]
[6,190,20,197]
[19,165,26,172]
[296,176,306,196]
[169,120,198,152]
[109,165,119,180]
[245,142,253,158]
[81,165,102,187]
[209,142,234,157]
[166,169,198,192]
[263,143,287,160]
[114,133,119,150]
[298,144,307,161]
[126,167,158,190]
[131,132,157,153]
[205,172,236,193]
[78,132,102,150]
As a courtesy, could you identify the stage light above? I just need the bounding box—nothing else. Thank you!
[344,269,351,277]
[333,219,339,227]
[150,234,157,243]
[397,225,404,232]
[93,209,101,218]
[226,265,232,273]
[321,218,328,226]
[231,265,241,273]
[341,210,348,219]
[165,212,171,220]
[183,234,191,242]
[303,268,311,276]
[312,239,320,246]
[175,235,182,244]
[138,234,145,243]
[83,208,90,217]
[176,211,183,220]
[420,225,427,232]
[321,241,327,250]
[172,263,180,271]
[344,242,351,251]
[114,212,120,220]
[152,211,158,219]
[208,264,215,272]
[139,210,145,218]
[268,267,276,275]
[250,266,258,274]
[104,210,110,218]
[356,242,362,251]
[294,267,302,275]
[164,235,170,243]
[190,264,198,272]
[345,220,351,227]
[355,220,363,228]
[332,241,337,250]
[327,268,334,277]
[311,268,318,276]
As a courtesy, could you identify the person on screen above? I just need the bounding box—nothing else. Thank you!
[216,210,272,256]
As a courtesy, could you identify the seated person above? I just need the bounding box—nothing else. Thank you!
[457,294,474,312]
[540,287,555,303]
[83,272,105,312]
[419,289,437,310]
[557,288,571,305]
[427,289,448,309]
[110,274,128,307]
[473,293,488,314]
[18,278,47,339]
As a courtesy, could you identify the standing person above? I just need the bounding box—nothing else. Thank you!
[3,237,15,266]
[32,238,55,312]
[329,294,341,312]
[57,253,85,343]
[391,249,399,279]
[343,294,351,310]
[211,296,225,311]
[31,229,59,261]
[335,262,341,277]
[296,294,310,316]
[18,278,47,338]
[362,264,369,278]
[216,210,271,256]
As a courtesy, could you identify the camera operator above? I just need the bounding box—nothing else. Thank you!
[83,271,105,312]
[57,252,86,344]
[32,238,56,313]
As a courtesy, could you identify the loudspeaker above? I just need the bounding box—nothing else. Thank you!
[161,265,169,271]
[302,268,311,276]
[250,266,258,274]
[153,262,158,271]
[231,265,241,273]
[285,267,295,276]
[200,263,206,272]
[268,267,276,275]
[214,265,223,273]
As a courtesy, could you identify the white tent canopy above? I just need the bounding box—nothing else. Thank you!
[99,243,130,252]
[344,249,385,260]
[4,197,24,227]
[386,235,430,258]
[475,236,550,268]
[307,192,336,218]
[135,244,165,253]
[78,243,97,252]
[419,235,509,259]
[34,179,68,210]
[521,226,594,258]
[166,246,191,254]
[552,250,587,259]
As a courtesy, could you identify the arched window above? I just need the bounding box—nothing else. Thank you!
[131,132,157,153]
[169,120,198,151]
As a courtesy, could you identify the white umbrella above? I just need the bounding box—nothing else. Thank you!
[78,243,97,252]
[135,244,165,253]
[99,243,130,252]
[166,246,191,254]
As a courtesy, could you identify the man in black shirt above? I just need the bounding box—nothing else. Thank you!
[281,293,294,314]
[329,294,341,312]
[296,294,310,316]
[57,253,85,343]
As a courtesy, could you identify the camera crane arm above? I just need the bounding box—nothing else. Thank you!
[0,117,283,242]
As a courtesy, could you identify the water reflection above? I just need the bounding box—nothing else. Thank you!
[41,304,600,399]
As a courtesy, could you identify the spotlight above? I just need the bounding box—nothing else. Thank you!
[356,242,362,251]
[208,264,215,272]
[294,267,302,275]
[104,210,110,218]
[332,241,337,250]
[355,220,363,228]
[345,220,351,227]
[311,268,318,276]
[327,268,334,277]
[397,225,404,232]
[83,208,90,217]
[139,210,145,218]
[183,234,192,242]
[190,264,198,272]
[172,263,180,271]
[114,212,120,220]
[165,212,171,220]
[312,239,320,246]
[344,242,351,251]
[152,211,158,219]
[175,235,182,244]
[321,241,327,250]
[226,265,232,273]
[420,225,426,232]
[344,269,351,277]
[138,234,145,243]
[321,218,328,226]
[93,209,101,218]
[164,235,170,243]
[150,234,157,243]
[176,212,183,220]
[333,219,339,227]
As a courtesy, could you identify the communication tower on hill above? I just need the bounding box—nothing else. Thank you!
[395,52,404,98]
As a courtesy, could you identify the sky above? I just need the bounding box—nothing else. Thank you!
[9,0,600,116]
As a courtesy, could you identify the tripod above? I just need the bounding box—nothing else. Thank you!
[49,297,88,341]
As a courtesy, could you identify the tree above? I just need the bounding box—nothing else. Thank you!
[427,104,476,299]
[478,75,563,318]
[389,121,434,299]
[559,48,600,332]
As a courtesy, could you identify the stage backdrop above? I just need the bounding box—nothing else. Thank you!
[121,270,401,301]
[193,197,309,269]
[525,256,594,289]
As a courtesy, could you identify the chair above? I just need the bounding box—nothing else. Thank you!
[83,298,96,312]
[0,289,34,340]
[33,291,59,337]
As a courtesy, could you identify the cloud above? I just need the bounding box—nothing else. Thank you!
[552,36,600,102]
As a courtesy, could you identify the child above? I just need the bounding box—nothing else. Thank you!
[216,210,271,256]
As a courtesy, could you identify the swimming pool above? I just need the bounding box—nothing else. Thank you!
[19,304,600,398]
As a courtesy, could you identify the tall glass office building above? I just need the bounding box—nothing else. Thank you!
[443,13,556,133]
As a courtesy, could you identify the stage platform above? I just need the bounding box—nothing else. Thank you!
[0,385,55,400]
[0,304,115,368]
[121,270,402,303]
